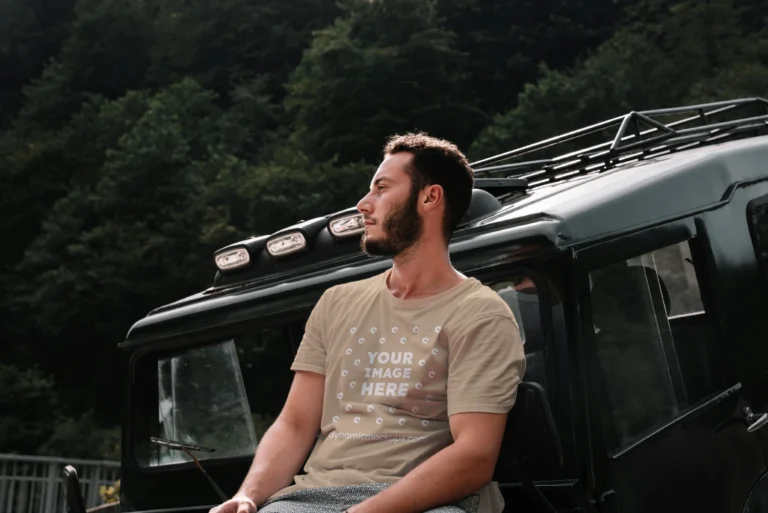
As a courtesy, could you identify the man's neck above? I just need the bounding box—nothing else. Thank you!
[386,241,465,300]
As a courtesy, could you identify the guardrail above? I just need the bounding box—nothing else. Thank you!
[0,453,119,513]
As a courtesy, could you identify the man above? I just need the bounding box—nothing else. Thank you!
[210,133,526,513]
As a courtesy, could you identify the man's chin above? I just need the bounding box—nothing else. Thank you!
[361,236,392,257]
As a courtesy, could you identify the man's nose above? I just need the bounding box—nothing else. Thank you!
[357,192,372,215]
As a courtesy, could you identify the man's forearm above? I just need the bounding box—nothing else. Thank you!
[237,418,316,505]
[348,442,496,513]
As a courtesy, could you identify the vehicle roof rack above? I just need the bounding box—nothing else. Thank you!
[470,97,768,188]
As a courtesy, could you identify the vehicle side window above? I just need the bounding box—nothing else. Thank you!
[748,194,768,284]
[490,273,551,390]
[589,240,728,452]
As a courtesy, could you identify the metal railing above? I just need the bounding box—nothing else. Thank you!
[0,453,119,513]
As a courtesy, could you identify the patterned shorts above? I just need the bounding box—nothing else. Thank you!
[258,482,480,513]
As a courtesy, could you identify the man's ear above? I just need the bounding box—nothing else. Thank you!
[423,184,444,208]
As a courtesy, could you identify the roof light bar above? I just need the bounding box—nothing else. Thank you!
[267,232,306,257]
[329,213,365,238]
[214,247,250,271]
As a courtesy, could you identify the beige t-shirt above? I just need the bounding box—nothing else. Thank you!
[270,269,526,512]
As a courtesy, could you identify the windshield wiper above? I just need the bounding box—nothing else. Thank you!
[150,436,228,502]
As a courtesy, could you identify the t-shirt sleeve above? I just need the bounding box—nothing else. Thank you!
[290,289,332,375]
[446,314,526,416]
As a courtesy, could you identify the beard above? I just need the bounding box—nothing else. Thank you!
[361,187,422,257]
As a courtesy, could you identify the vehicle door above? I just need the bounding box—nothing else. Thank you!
[574,216,768,513]
[744,190,768,462]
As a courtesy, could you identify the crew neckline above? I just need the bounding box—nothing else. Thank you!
[380,268,477,309]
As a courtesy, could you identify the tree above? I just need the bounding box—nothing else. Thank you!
[18,0,156,128]
[285,0,487,164]
[0,90,154,279]
[214,144,372,234]
[149,0,340,105]
[6,77,371,422]
[0,364,59,454]
[8,79,244,419]
[435,0,624,117]
[0,0,76,123]
[468,0,768,161]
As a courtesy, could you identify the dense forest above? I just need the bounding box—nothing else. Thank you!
[0,0,766,459]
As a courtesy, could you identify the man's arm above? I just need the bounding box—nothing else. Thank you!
[349,310,524,513]
[234,370,325,506]
[347,411,507,513]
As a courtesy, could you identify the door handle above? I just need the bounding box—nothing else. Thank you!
[744,407,768,433]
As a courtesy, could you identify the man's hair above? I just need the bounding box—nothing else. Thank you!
[383,132,474,240]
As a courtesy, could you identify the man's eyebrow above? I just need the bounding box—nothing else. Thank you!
[373,177,394,186]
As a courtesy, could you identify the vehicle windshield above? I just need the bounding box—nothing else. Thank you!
[134,270,557,467]
[153,339,257,465]
[135,324,298,467]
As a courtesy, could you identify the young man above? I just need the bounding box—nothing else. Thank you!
[210,133,525,513]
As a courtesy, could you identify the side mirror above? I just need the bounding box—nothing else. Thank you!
[63,465,87,513]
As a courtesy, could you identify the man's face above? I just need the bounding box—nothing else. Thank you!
[356,152,423,257]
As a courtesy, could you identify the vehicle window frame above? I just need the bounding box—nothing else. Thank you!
[470,259,580,486]
[747,193,768,284]
[127,313,309,473]
[470,262,563,415]
[575,217,733,459]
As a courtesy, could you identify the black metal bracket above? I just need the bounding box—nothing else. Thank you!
[474,177,529,196]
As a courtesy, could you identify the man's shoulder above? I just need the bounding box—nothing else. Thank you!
[459,279,515,315]
[450,279,518,327]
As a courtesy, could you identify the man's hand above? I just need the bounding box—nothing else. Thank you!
[209,494,258,513]
[212,371,324,510]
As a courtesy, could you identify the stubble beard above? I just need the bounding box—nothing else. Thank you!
[361,188,422,258]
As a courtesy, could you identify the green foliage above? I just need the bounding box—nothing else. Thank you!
[0,364,59,454]
[149,0,339,101]
[12,79,239,330]
[38,412,122,460]
[285,0,487,164]
[469,0,768,160]
[5,77,370,425]
[0,90,156,275]
[0,363,121,459]
[0,0,76,122]
[219,144,372,232]
[435,0,623,116]
[19,0,156,127]
[0,0,765,459]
